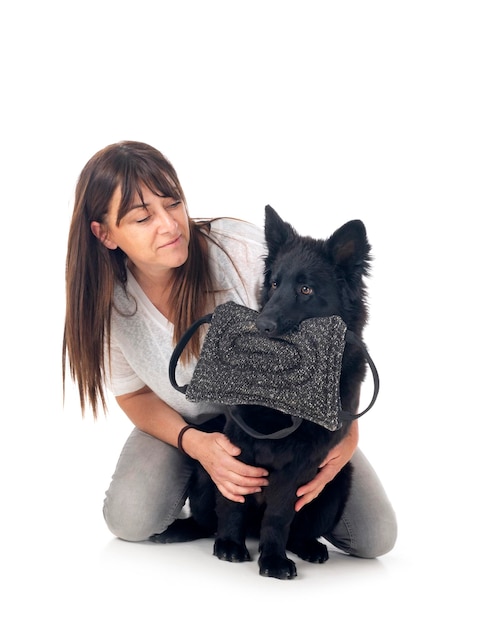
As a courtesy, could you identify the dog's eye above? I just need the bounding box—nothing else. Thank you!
[271,281,278,290]
[300,285,313,295]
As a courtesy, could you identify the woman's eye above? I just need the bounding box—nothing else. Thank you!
[136,215,150,223]
[168,200,182,210]
[301,285,313,295]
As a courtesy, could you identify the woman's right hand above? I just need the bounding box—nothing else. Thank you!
[182,429,269,503]
[116,388,268,502]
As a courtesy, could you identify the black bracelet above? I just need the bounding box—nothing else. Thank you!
[177,424,197,456]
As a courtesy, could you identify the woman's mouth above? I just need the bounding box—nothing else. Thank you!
[161,235,181,248]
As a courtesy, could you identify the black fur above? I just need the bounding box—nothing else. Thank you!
[158,206,372,580]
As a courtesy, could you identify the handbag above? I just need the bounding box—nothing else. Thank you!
[169,301,379,436]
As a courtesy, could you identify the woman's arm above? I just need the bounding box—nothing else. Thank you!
[294,420,359,512]
[116,386,269,503]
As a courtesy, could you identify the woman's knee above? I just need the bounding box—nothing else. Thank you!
[350,509,398,558]
[102,498,165,542]
[102,472,190,542]
[325,448,398,558]
[102,428,193,541]
[327,505,397,558]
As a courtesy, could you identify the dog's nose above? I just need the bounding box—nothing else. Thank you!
[256,316,278,336]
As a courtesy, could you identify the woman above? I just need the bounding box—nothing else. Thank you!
[63,140,397,557]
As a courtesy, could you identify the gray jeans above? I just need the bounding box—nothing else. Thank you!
[103,427,397,558]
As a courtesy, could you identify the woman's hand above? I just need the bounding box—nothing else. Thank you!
[183,429,269,503]
[294,421,359,512]
[116,388,268,504]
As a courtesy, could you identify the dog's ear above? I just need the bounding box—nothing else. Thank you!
[327,220,372,278]
[264,205,297,256]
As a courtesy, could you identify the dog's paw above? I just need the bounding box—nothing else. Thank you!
[150,518,213,543]
[287,538,329,563]
[258,554,297,580]
[213,538,251,562]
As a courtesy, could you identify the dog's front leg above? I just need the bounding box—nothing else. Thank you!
[213,494,251,563]
[258,477,299,579]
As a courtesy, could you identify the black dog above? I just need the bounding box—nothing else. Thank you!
[160,205,372,579]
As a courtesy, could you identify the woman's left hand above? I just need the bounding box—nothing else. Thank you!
[294,421,359,512]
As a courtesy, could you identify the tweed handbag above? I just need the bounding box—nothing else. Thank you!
[169,301,379,434]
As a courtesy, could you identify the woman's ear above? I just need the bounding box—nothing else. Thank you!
[91,221,118,250]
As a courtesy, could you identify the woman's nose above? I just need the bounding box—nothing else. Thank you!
[155,208,177,233]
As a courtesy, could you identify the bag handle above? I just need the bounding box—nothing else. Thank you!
[226,407,303,440]
[338,330,380,422]
[169,313,213,393]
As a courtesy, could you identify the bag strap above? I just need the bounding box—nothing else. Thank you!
[226,407,303,439]
[168,312,213,393]
[338,330,380,422]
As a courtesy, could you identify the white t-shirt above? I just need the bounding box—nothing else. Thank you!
[107,218,266,424]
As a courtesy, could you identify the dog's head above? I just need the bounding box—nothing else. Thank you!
[257,205,372,337]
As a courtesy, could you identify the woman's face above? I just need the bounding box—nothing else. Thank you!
[91,183,190,276]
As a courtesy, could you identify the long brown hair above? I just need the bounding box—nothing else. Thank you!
[63,141,215,417]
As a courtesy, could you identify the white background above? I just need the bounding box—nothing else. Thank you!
[1,1,484,624]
